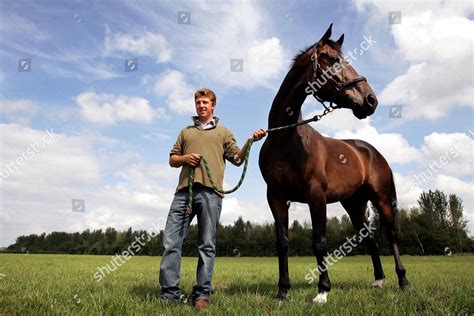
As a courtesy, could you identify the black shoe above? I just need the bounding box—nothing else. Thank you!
[160,294,186,304]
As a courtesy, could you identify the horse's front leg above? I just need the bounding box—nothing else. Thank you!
[267,188,290,300]
[308,186,331,304]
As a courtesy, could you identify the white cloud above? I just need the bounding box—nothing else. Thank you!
[153,69,195,115]
[0,12,51,43]
[220,197,271,225]
[74,91,159,125]
[0,124,100,186]
[143,132,171,142]
[114,163,179,189]
[379,61,473,120]
[234,37,285,88]
[393,172,423,209]
[307,108,370,133]
[104,25,172,63]
[0,99,38,125]
[434,174,474,198]
[420,131,473,177]
[0,100,36,113]
[353,0,474,120]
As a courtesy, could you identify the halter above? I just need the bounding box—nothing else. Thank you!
[310,44,367,110]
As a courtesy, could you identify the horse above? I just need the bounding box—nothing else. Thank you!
[258,24,411,304]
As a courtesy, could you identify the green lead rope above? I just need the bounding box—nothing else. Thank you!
[186,135,254,214]
[186,106,336,214]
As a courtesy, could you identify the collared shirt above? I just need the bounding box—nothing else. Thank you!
[194,118,216,130]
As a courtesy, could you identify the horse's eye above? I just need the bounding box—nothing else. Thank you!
[330,56,340,63]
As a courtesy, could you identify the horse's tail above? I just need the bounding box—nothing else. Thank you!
[389,168,398,219]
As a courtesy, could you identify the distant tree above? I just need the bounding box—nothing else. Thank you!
[104,227,117,254]
[448,194,468,253]
[289,220,311,256]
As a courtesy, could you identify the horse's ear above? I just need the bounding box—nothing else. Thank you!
[318,23,333,45]
[336,33,344,46]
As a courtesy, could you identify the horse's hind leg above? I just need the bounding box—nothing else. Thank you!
[266,188,290,300]
[370,194,411,290]
[341,193,385,287]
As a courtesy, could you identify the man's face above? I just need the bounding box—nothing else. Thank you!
[195,96,216,119]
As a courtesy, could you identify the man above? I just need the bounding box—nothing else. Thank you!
[159,88,266,310]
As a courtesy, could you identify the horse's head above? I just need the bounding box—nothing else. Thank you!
[301,24,378,119]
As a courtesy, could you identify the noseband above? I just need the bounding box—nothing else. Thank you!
[310,44,367,109]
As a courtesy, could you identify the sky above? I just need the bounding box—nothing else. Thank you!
[0,0,473,247]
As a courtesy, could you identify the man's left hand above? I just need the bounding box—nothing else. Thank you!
[252,129,267,141]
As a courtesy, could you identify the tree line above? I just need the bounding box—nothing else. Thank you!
[4,190,473,256]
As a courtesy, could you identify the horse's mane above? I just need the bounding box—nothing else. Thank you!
[291,40,341,67]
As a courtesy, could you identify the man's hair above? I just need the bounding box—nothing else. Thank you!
[194,88,216,104]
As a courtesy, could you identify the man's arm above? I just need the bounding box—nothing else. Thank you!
[233,129,267,166]
[169,153,201,168]
[169,129,201,168]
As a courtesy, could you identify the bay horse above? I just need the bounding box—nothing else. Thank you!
[258,24,411,303]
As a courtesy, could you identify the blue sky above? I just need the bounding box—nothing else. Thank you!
[0,0,473,246]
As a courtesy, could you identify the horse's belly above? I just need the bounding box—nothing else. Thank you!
[326,176,364,202]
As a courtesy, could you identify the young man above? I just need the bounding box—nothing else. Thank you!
[159,88,266,310]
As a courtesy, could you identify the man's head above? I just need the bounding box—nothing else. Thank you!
[194,88,216,121]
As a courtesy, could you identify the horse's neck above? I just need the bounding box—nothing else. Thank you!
[268,67,307,129]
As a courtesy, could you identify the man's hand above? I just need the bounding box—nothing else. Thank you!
[231,128,267,166]
[252,128,267,142]
[184,153,201,167]
[169,153,201,168]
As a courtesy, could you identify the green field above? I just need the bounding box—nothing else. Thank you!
[0,254,472,315]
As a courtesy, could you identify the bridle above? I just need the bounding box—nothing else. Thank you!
[309,44,367,110]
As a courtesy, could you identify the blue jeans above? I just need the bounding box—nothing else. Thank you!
[159,184,222,301]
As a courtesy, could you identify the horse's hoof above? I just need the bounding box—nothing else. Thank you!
[276,291,288,301]
[313,292,328,304]
[372,279,384,288]
[400,281,412,290]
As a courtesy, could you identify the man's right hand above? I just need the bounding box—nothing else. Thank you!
[184,153,201,167]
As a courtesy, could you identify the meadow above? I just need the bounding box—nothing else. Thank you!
[0,254,472,315]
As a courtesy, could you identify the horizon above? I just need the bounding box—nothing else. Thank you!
[1,0,473,247]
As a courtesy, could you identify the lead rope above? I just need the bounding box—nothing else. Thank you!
[186,105,336,214]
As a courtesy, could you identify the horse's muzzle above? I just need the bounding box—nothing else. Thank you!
[365,94,378,110]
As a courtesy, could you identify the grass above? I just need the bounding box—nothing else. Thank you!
[0,254,473,315]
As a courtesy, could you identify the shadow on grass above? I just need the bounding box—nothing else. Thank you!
[130,279,403,303]
[130,284,161,302]
[129,281,311,301]
[221,278,407,295]
[217,280,316,296]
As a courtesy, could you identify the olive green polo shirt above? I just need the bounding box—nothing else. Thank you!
[170,116,241,197]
